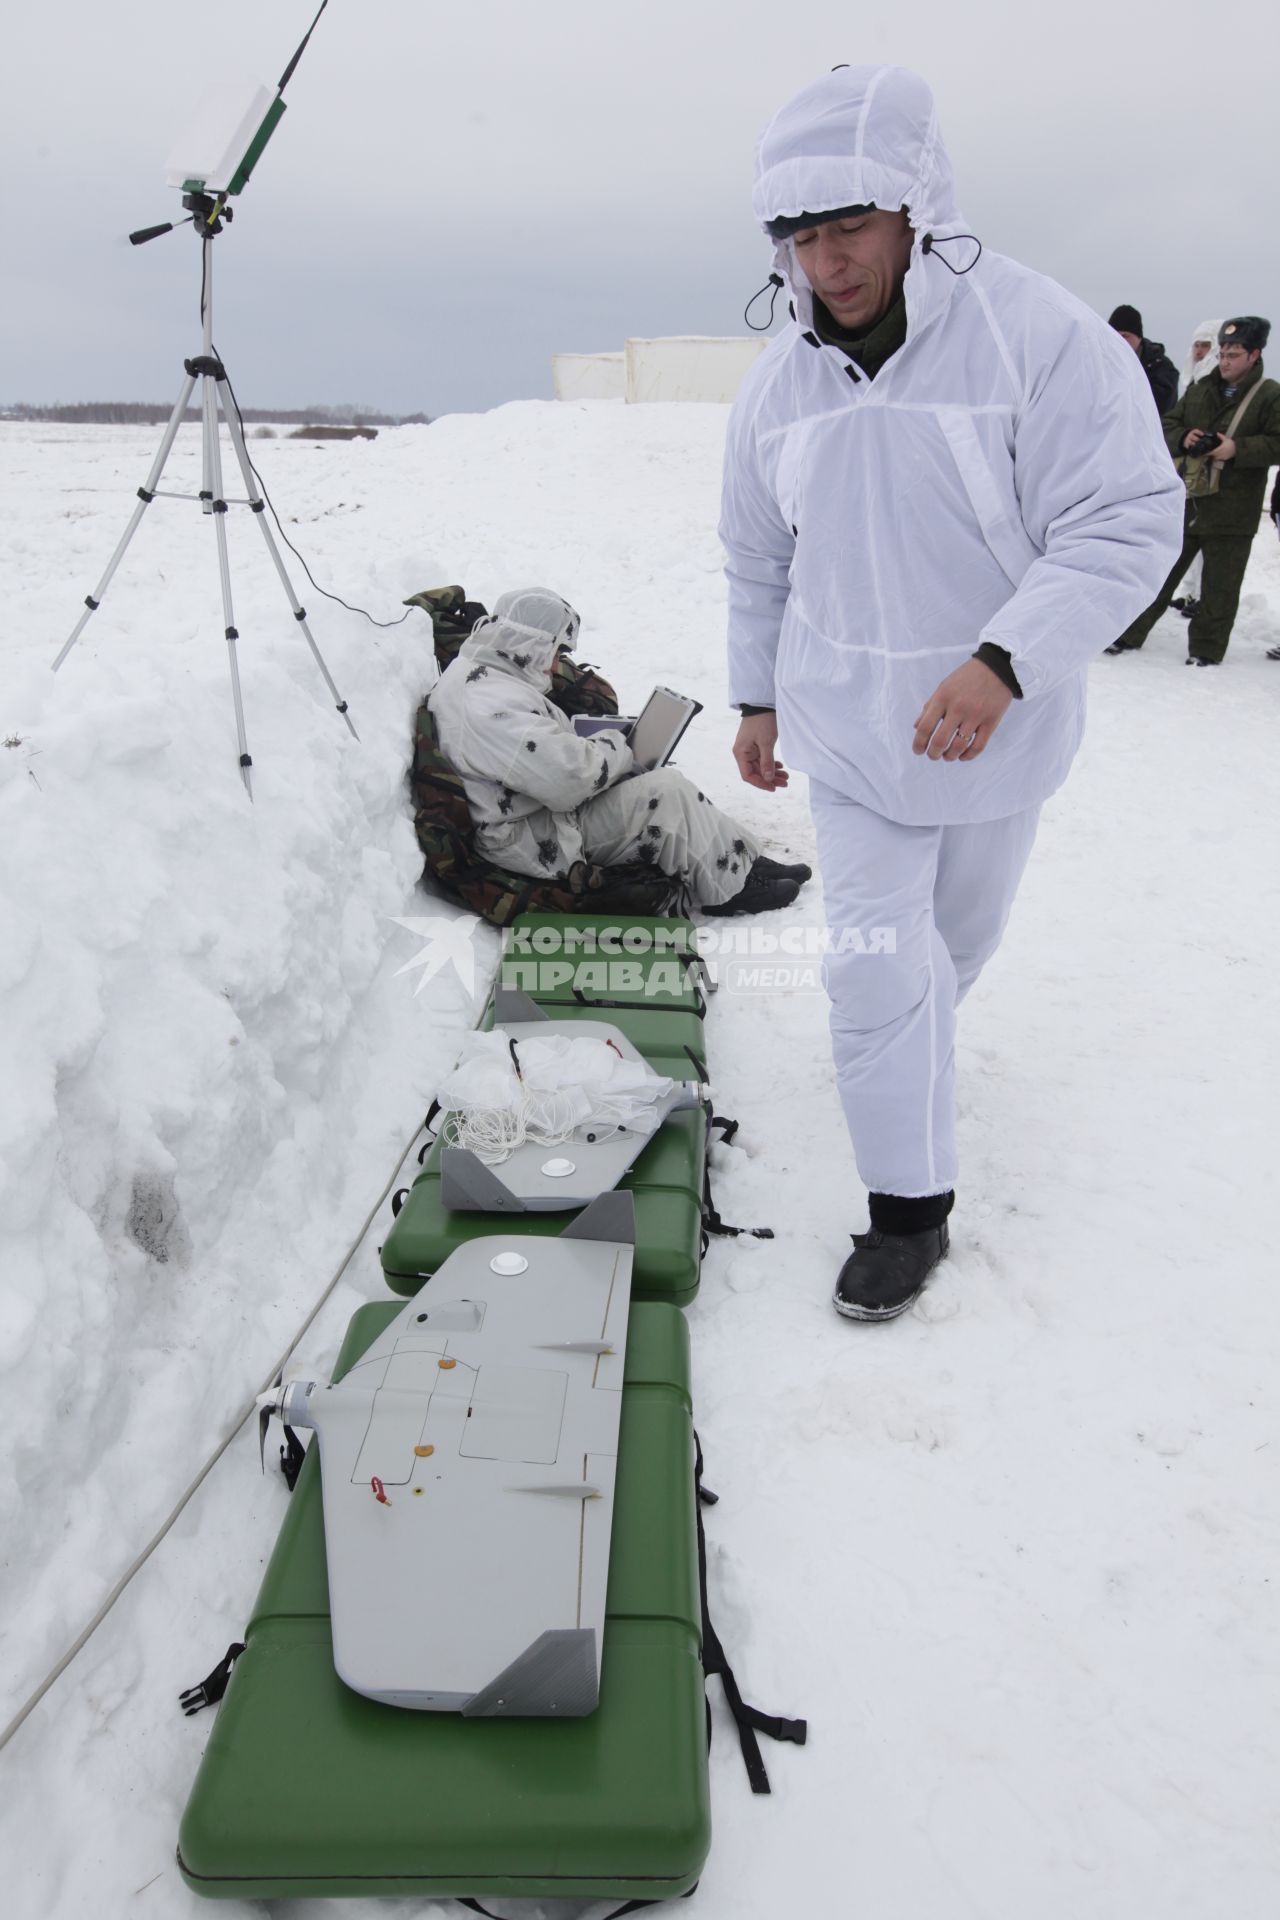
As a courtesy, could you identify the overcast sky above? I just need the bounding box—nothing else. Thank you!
[3,0,1273,417]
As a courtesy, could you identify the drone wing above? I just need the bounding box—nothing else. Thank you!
[289,1194,635,1715]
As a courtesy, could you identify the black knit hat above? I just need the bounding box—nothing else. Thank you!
[1218,316,1270,352]
[766,202,874,241]
[1108,304,1143,336]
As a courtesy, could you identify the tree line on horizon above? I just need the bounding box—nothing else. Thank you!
[0,401,432,426]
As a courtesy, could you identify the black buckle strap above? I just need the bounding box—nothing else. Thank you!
[416,1099,443,1163]
[683,1045,709,1085]
[694,1433,806,1794]
[569,985,705,1021]
[700,1109,775,1255]
[461,1893,696,1920]
[178,1641,245,1716]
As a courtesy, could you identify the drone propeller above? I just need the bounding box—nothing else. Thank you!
[256,1388,282,1474]
[256,1386,307,1489]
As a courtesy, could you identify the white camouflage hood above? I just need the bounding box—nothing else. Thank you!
[1180,318,1222,390]
[429,585,637,881]
[454,587,581,696]
[752,65,972,337]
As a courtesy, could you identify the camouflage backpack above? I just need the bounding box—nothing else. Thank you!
[406,586,677,929]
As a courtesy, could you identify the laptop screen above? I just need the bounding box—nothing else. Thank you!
[626,687,701,770]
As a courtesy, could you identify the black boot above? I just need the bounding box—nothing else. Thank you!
[702,859,802,916]
[833,1220,950,1321]
[753,853,813,884]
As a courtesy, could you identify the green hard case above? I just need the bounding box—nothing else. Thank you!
[381,1000,709,1308]
[178,1298,710,1901]
[500,910,708,1016]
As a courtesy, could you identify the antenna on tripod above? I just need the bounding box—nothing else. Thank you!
[129,0,329,250]
[56,1,351,797]
[277,0,331,94]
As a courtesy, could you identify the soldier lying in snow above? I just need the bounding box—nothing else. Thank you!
[428,588,809,915]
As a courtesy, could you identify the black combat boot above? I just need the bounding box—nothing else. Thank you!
[833,1224,949,1320]
[752,853,814,884]
[702,860,802,916]
[833,1191,953,1321]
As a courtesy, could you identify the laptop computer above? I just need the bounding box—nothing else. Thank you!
[571,686,703,770]
[623,686,704,771]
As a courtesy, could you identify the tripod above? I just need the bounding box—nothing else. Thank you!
[53,196,358,798]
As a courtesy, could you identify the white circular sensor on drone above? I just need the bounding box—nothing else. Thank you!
[489,1251,529,1276]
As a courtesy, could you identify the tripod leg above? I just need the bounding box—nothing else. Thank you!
[52,370,198,671]
[203,373,254,798]
[217,377,360,740]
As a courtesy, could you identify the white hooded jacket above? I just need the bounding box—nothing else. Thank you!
[721,66,1185,825]
[1179,319,1222,395]
[428,588,636,878]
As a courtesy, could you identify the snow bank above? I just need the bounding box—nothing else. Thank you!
[2,405,1278,1919]
[0,420,491,1712]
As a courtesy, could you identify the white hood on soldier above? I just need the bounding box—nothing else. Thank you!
[455,587,581,695]
[752,65,973,339]
[1181,319,1222,391]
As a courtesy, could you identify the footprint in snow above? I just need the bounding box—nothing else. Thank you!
[723,1256,766,1296]
[913,1285,962,1325]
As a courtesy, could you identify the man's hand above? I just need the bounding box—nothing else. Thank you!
[732,711,790,791]
[913,658,1014,763]
[1213,435,1236,461]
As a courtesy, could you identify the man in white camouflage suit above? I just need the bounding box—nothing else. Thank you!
[431,588,810,915]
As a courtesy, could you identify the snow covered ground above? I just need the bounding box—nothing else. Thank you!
[1,403,1277,1919]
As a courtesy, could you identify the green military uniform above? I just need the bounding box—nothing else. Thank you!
[812,290,909,376]
[1116,357,1280,662]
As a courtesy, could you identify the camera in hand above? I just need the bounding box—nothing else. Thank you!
[1188,429,1222,456]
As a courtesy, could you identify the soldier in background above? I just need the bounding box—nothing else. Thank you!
[1179,319,1222,396]
[1170,320,1223,620]
[1108,317,1280,665]
[1109,304,1179,416]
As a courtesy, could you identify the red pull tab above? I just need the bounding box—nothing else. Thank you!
[371,1476,390,1505]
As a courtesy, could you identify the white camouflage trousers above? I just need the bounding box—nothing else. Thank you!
[579,768,760,907]
[810,779,1041,1199]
